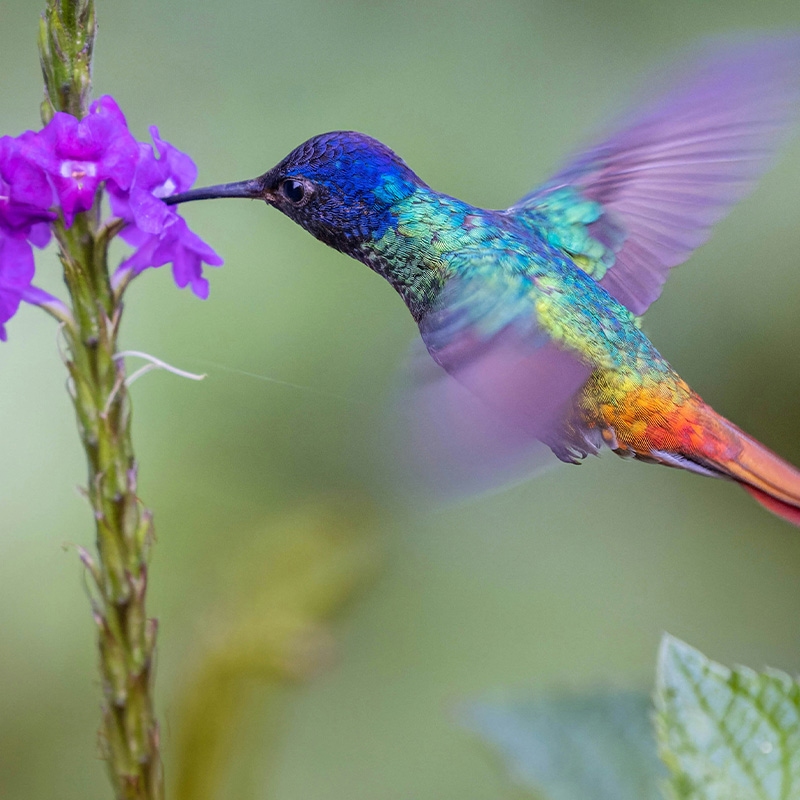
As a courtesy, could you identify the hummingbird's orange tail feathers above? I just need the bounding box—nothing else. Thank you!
[697,412,800,527]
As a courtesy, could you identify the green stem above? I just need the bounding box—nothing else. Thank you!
[38,0,95,119]
[59,212,163,800]
[39,3,164,798]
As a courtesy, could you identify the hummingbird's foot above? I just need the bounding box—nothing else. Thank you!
[547,425,605,465]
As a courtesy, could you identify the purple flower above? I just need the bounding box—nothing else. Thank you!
[0,136,56,340]
[111,127,222,298]
[0,95,224,340]
[21,95,139,226]
[117,215,223,299]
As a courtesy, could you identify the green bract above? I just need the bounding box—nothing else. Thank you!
[656,636,800,800]
[469,636,800,800]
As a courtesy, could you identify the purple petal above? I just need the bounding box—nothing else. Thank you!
[118,234,161,275]
[117,215,223,296]
[128,186,173,234]
[0,133,53,209]
[175,220,224,266]
[94,116,139,192]
[0,234,36,338]
[53,174,101,226]
[20,284,59,305]
[0,193,56,237]
[107,160,139,221]
[0,235,36,287]
[150,126,197,193]
[89,95,129,128]
[20,284,68,321]
[27,222,52,249]
[172,247,210,299]
[117,220,151,248]
[19,114,71,174]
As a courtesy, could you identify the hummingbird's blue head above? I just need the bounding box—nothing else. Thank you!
[258,131,424,255]
[164,132,425,257]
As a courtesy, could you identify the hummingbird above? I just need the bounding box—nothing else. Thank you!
[166,36,800,526]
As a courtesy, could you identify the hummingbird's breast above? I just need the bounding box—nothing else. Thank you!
[358,188,506,319]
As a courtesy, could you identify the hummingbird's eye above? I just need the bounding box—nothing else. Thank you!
[280,178,309,205]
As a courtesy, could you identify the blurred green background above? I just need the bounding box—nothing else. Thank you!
[3,1,800,798]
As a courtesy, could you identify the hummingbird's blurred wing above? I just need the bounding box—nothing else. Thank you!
[509,35,800,316]
[394,338,558,496]
[396,256,591,496]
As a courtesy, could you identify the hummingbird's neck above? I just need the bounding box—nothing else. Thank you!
[355,188,491,320]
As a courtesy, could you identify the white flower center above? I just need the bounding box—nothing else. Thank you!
[152,178,177,199]
[59,160,98,185]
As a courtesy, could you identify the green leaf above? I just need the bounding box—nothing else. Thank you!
[463,691,664,800]
[655,635,800,800]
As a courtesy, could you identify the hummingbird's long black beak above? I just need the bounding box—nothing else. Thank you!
[163,177,267,205]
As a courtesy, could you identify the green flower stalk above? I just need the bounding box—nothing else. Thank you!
[38,0,95,121]
[0,0,223,791]
[3,3,383,798]
[38,2,164,798]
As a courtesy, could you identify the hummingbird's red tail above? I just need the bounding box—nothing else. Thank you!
[693,409,800,527]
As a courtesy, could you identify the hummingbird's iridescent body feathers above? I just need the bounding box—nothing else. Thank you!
[165,35,800,526]
[363,182,705,466]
